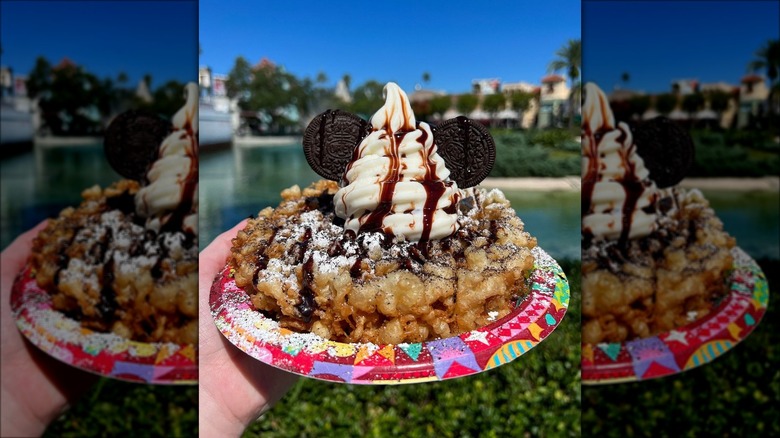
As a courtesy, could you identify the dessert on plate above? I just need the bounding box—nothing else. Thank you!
[581,82,735,344]
[229,82,537,345]
[29,83,199,345]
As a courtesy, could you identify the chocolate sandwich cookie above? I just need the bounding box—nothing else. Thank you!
[632,116,694,188]
[303,110,369,181]
[104,110,171,182]
[304,110,496,188]
[432,116,496,188]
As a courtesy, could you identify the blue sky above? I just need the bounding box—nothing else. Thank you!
[198,0,581,94]
[5,1,773,97]
[583,1,779,93]
[1,1,197,87]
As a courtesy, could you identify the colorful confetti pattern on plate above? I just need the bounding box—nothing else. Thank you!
[211,246,569,384]
[11,265,198,385]
[582,247,769,384]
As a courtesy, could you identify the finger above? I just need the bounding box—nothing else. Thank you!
[1,220,49,294]
[199,219,249,283]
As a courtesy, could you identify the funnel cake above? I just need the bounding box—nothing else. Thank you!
[229,83,536,344]
[29,83,199,345]
[581,83,735,344]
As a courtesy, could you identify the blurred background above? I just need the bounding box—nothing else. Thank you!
[582,1,779,435]
[1,1,198,435]
[198,0,583,436]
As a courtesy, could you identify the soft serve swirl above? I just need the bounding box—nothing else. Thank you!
[135,82,199,235]
[334,82,460,242]
[582,82,658,245]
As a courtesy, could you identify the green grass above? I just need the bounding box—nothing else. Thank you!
[245,260,582,438]
[43,380,197,437]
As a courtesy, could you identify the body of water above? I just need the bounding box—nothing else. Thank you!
[700,190,779,260]
[201,143,582,261]
[3,143,777,263]
[1,143,122,249]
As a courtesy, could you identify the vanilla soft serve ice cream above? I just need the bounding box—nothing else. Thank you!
[334,82,461,242]
[135,82,199,234]
[581,82,658,245]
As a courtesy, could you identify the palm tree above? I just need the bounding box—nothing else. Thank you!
[422,71,431,86]
[342,74,352,91]
[748,39,779,84]
[548,39,581,126]
[747,39,780,114]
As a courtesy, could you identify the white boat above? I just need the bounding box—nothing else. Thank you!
[199,99,233,149]
[1,100,34,153]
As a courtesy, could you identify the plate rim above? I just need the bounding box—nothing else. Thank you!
[581,246,769,385]
[210,246,570,385]
[11,264,198,385]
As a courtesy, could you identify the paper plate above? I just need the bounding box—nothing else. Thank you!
[11,265,198,385]
[210,246,569,384]
[582,247,769,384]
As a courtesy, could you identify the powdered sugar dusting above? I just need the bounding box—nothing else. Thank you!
[211,241,571,383]
[11,268,194,384]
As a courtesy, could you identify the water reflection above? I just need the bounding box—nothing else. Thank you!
[1,144,121,248]
[702,190,780,260]
[199,144,583,260]
[4,144,776,261]
[199,144,321,252]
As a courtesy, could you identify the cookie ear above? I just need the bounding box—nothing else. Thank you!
[632,116,694,188]
[303,110,369,181]
[104,110,171,181]
[432,116,496,188]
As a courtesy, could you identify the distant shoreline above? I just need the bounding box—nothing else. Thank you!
[483,176,779,192]
[24,136,780,192]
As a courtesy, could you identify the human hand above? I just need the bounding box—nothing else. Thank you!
[198,220,299,437]
[1,221,99,437]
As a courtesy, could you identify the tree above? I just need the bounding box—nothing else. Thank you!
[226,56,253,109]
[316,71,328,84]
[246,63,302,132]
[509,90,534,115]
[482,93,505,126]
[117,72,129,86]
[349,80,384,117]
[747,39,780,116]
[422,72,431,85]
[456,94,478,115]
[548,39,581,126]
[707,90,731,114]
[655,93,677,115]
[342,74,352,91]
[430,95,452,119]
[146,80,187,118]
[628,95,651,118]
[748,39,780,85]
[28,57,112,135]
[682,93,704,115]
[26,56,52,99]
[621,72,630,88]
[411,100,432,121]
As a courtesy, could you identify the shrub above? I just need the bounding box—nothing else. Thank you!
[490,130,580,177]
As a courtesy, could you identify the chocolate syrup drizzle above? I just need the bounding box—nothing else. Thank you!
[582,117,653,249]
[348,110,458,249]
[160,118,198,234]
